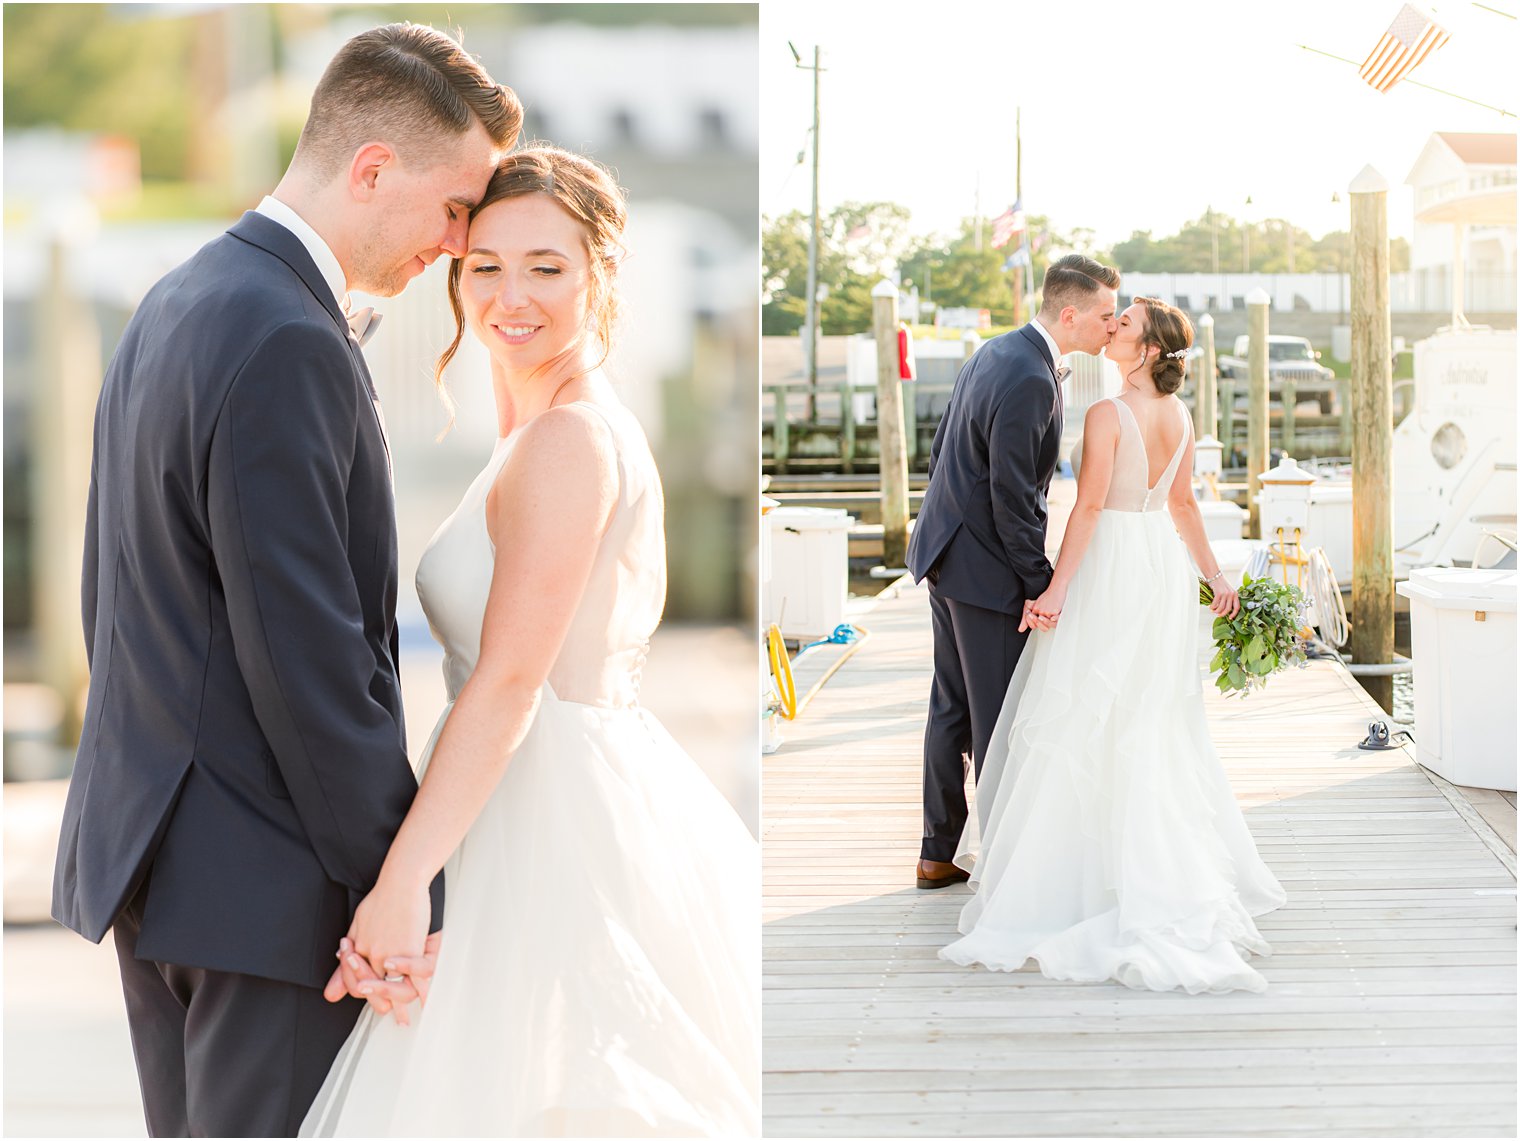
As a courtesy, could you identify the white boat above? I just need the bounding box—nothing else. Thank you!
[1263,158,1516,580]
[1387,326,1515,572]
[1260,323,1515,585]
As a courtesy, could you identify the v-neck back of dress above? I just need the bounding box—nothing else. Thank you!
[1073,396,1192,513]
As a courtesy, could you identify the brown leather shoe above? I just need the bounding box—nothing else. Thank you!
[916,859,970,889]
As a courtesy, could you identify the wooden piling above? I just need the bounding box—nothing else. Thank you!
[1197,312,1218,441]
[1350,166,1395,712]
[872,280,910,569]
[1339,374,1354,453]
[839,377,855,473]
[1220,377,1237,463]
[33,229,101,746]
[772,386,790,471]
[1246,289,1271,538]
[903,381,918,467]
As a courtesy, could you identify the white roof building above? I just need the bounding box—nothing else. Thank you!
[1404,133,1516,315]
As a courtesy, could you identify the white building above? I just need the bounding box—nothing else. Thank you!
[1405,132,1516,315]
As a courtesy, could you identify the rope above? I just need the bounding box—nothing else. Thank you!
[765,623,872,723]
[798,624,863,654]
[766,624,797,722]
[1305,546,1350,649]
[795,625,871,718]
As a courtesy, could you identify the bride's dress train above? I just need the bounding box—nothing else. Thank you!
[941,396,1285,995]
[302,402,759,1136]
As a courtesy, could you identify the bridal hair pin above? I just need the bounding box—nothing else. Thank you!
[1165,348,1189,359]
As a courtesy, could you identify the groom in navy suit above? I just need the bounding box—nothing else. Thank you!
[52,26,519,1136]
[906,254,1120,888]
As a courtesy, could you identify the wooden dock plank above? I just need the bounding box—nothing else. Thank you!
[762,579,1516,1138]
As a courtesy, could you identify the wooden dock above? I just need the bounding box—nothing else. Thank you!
[762,579,1516,1138]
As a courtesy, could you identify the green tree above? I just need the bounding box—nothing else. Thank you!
[761,210,813,335]
[761,202,910,335]
[1311,230,1409,273]
[1109,212,1401,275]
[900,219,1007,316]
[3,5,198,179]
[898,214,1115,322]
[826,200,912,278]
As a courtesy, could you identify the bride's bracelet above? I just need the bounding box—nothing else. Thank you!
[1204,570,1226,585]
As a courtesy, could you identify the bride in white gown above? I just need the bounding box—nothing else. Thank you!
[301,146,759,1136]
[941,296,1286,995]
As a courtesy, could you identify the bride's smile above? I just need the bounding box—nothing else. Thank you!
[460,193,595,377]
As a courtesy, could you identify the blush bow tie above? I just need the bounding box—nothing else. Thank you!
[1055,365,1072,384]
[346,306,382,347]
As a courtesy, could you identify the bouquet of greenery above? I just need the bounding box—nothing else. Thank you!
[1199,572,1310,696]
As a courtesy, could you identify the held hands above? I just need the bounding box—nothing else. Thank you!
[1020,584,1066,633]
[322,876,435,1026]
[323,932,441,1025]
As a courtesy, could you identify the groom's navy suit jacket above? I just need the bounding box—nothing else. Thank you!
[906,323,1063,615]
[53,211,440,991]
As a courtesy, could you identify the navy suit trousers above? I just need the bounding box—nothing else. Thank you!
[921,586,1029,863]
[112,884,362,1137]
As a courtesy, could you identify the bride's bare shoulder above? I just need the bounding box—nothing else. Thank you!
[1083,397,1120,435]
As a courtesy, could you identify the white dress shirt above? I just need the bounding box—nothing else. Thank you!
[1030,317,1065,375]
[255,196,390,476]
[255,196,349,313]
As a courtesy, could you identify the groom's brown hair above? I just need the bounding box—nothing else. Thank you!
[292,23,522,181]
[1038,253,1120,315]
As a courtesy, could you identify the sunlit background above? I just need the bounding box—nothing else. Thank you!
[3,2,760,796]
[3,4,759,1131]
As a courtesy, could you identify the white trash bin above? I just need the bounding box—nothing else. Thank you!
[1396,568,1517,791]
[1198,500,1245,541]
[763,507,854,642]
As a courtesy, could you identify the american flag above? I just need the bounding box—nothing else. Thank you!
[1360,4,1449,92]
[991,199,1026,250]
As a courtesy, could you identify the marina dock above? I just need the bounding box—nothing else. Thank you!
[762,579,1517,1138]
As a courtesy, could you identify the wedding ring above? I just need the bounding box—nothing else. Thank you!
[384,974,404,982]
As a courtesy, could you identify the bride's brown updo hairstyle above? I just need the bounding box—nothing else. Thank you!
[434,145,629,407]
[1132,296,1194,396]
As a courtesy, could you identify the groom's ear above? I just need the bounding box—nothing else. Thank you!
[348,142,397,201]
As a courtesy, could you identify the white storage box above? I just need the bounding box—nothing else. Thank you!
[1199,500,1245,541]
[1396,568,1517,791]
[763,507,854,641]
[1304,484,1353,584]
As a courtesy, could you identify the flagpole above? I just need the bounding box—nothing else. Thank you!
[1011,108,1023,326]
[790,41,825,420]
[1022,112,1034,312]
[805,45,822,418]
[975,172,983,253]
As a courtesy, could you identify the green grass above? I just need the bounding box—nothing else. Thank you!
[1322,353,1414,380]
[909,324,1016,340]
[99,181,241,223]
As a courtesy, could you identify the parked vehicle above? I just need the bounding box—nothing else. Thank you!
[1217,335,1337,414]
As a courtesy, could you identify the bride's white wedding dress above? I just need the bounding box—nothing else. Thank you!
[302,401,759,1136]
[941,395,1285,995]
